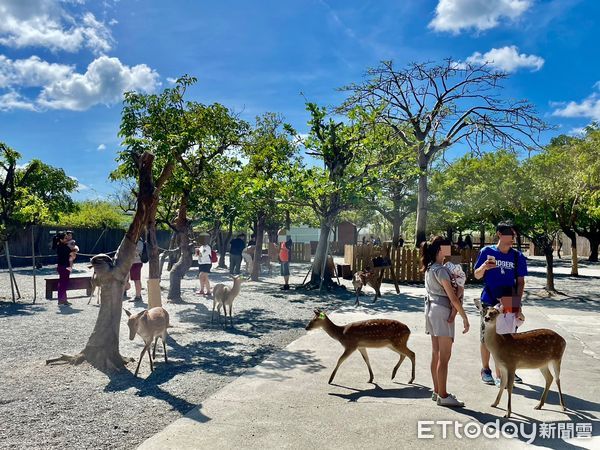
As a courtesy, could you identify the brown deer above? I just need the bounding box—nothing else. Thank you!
[352,269,383,306]
[305,309,415,384]
[87,270,101,305]
[124,307,170,377]
[212,275,245,326]
[483,307,566,418]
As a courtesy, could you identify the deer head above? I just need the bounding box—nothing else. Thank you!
[483,307,501,326]
[305,308,327,331]
[124,309,147,341]
[89,253,114,280]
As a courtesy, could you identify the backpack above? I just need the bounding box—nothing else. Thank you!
[140,240,149,263]
[210,249,218,263]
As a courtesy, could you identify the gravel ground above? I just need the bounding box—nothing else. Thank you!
[0,255,598,449]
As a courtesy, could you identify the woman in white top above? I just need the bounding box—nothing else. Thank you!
[197,243,212,296]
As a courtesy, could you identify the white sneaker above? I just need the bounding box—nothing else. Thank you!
[437,393,465,407]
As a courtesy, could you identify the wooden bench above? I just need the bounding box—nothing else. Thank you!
[45,276,93,300]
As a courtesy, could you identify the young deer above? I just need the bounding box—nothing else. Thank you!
[352,269,383,306]
[212,275,244,326]
[483,307,566,418]
[305,309,415,384]
[124,307,170,377]
[87,270,101,305]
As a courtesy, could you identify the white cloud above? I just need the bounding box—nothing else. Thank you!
[0,91,36,111]
[465,46,544,72]
[0,55,74,88]
[552,84,600,121]
[166,77,178,84]
[97,143,106,151]
[0,0,113,53]
[429,0,532,33]
[69,176,89,191]
[0,54,160,111]
[37,55,160,111]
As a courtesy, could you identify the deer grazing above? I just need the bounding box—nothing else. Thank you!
[124,307,170,377]
[305,309,415,385]
[483,307,566,418]
[212,275,245,326]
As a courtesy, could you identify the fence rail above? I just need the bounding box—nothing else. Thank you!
[345,244,480,284]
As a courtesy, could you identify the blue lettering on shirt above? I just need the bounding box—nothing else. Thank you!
[474,245,528,305]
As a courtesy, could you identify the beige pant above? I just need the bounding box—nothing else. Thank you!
[242,252,253,274]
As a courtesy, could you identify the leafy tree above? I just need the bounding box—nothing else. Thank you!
[241,113,298,281]
[289,104,385,287]
[56,200,129,229]
[0,143,77,301]
[342,59,547,246]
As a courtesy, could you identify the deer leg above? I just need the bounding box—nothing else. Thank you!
[134,344,150,377]
[147,345,154,372]
[211,299,216,323]
[491,367,508,408]
[535,366,554,410]
[358,348,374,383]
[391,342,415,383]
[354,289,360,306]
[153,336,159,358]
[551,359,566,411]
[505,371,516,418]
[229,304,233,327]
[162,335,168,363]
[329,348,355,384]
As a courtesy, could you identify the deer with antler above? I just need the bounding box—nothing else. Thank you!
[483,307,566,418]
[305,309,415,385]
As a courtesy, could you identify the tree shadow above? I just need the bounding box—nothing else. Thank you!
[0,301,46,316]
[55,305,84,315]
[103,357,208,420]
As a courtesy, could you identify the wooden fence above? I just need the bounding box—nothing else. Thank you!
[344,244,480,284]
[267,242,312,263]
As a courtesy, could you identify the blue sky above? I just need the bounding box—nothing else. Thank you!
[1,0,599,200]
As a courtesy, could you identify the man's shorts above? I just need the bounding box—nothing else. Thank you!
[280,261,290,276]
[130,262,143,281]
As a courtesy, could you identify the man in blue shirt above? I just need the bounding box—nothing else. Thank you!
[474,221,527,385]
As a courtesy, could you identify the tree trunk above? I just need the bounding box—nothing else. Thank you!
[159,232,177,277]
[563,229,578,276]
[515,231,523,253]
[415,167,429,247]
[217,219,233,269]
[392,215,401,247]
[310,220,333,286]
[251,214,266,281]
[285,210,291,231]
[479,224,486,248]
[167,195,193,302]
[79,152,156,372]
[589,237,599,262]
[446,227,454,243]
[544,245,555,292]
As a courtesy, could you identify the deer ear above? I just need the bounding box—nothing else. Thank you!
[123,309,131,317]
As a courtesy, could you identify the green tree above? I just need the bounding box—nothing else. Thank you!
[56,200,128,229]
[0,143,77,302]
[342,59,547,246]
[241,113,298,281]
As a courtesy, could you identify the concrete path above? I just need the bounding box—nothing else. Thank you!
[139,280,600,450]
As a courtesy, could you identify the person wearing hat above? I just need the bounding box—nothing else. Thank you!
[473,221,528,386]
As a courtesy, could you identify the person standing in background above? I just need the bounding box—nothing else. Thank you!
[196,242,213,296]
[52,231,71,306]
[229,233,246,275]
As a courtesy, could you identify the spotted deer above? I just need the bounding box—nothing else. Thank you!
[305,309,415,385]
[483,307,566,418]
[87,270,101,305]
[124,307,170,377]
[352,269,383,306]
